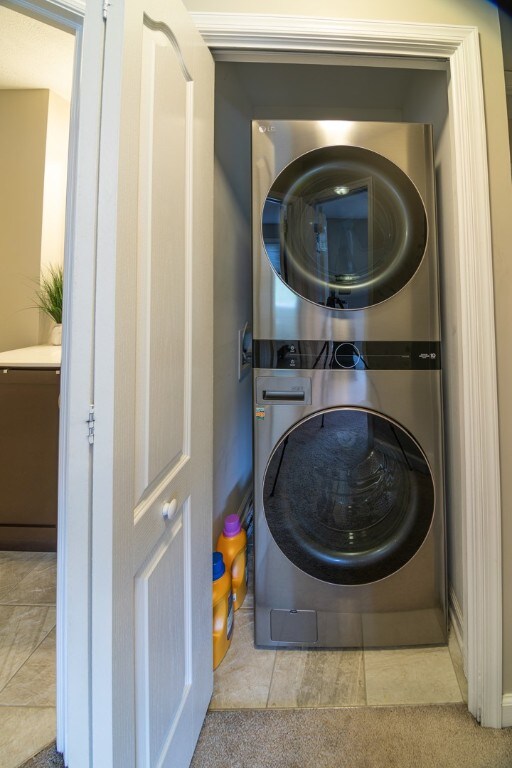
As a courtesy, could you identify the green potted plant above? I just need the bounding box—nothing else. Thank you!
[35,264,63,345]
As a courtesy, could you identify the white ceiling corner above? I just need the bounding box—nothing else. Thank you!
[0,5,75,101]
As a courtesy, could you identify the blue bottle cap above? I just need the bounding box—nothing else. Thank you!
[212,551,225,581]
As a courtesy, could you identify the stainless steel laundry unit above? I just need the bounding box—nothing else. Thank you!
[252,119,445,648]
[252,344,446,648]
[252,119,439,342]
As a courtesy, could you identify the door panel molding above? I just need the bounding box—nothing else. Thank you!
[135,500,191,767]
[135,18,191,502]
[90,1,214,765]
[191,12,502,728]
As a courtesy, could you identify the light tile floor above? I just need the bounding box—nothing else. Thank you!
[0,552,56,768]
[211,554,468,711]
[0,549,469,766]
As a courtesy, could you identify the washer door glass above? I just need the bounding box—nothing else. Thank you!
[262,145,427,310]
[263,409,434,585]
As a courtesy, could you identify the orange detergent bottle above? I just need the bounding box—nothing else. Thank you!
[212,551,233,670]
[216,514,247,611]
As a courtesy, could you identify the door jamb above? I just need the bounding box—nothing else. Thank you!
[191,12,503,728]
[3,0,92,763]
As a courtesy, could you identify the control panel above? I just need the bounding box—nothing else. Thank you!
[253,340,441,371]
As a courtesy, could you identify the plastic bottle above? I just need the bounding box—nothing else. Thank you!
[216,514,247,611]
[212,551,233,670]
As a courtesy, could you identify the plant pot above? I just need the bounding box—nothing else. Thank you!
[50,324,62,346]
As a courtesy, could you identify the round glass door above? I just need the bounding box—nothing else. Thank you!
[263,409,434,585]
[262,145,427,310]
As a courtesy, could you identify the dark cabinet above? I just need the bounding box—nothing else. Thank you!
[0,368,60,550]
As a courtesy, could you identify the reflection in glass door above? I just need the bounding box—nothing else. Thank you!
[261,145,427,311]
[263,408,435,585]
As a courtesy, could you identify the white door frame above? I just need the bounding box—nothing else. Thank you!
[3,0,91,763]
[190,12,503,728]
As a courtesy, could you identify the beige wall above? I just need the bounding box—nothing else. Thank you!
[0,89,69,352]
[401,71,465,613]
[39,91,70,343]
[185,0,512,695]
[0,90,48,352]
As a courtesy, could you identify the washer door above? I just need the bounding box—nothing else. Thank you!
[263,408,434,585]
[262,145,427,310]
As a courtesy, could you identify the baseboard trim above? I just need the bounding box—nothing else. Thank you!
[502,695,512,728]
[449,585,466,676]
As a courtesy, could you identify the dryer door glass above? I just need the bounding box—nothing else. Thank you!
[262,408,434,585]
[262,146,427,310]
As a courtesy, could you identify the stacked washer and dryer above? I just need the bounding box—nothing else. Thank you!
[252,120,446,649]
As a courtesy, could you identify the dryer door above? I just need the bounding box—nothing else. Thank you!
[262,146,427,310]
[262,408,434,585]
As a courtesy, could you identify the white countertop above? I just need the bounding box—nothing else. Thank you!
[0,345,61,368]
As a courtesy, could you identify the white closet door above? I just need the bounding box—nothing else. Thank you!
[91,0,214,765]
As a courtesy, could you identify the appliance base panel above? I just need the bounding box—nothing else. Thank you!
[255,605,447,649]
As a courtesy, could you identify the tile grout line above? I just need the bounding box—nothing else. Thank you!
[0,703,56,709]
[447,631,467,704]
[0,555,57,768]
[265,647,278,710]
[361,646,368,707]
[0,605,56,697]
[0,589,56,607]
[0,556,56,602]
[0,602,56,607]
[264,616,277,709]
[0,557,57,602]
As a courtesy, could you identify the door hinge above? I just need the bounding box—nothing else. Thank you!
[102,0,110,20]
[87,405,95,444]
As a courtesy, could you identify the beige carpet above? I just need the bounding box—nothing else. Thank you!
[21,704,512,768]
[17,745,62,768]
[191,704,512,768]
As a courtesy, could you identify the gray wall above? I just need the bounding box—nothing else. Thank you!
[499,8,512,71]
[499,9,512,169]
[213,65,253,543]
[401,72,463,614]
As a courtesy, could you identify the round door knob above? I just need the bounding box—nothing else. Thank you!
[162,498,178,521]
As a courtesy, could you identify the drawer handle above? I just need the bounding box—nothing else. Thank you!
[262,390,305,401]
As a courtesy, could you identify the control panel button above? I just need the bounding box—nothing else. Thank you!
[334,342,361,369]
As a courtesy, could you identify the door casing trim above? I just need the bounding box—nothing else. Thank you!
[191,11,503,728]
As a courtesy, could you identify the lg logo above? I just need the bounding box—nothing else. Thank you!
[258,125,276,133]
